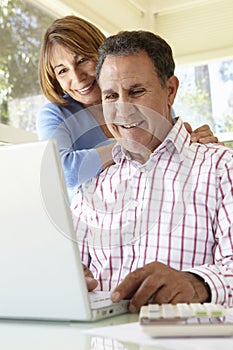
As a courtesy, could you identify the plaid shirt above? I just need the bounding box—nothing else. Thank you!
[71,117,233,306]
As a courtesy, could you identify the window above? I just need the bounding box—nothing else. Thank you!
[1,0,233,147]
[174,58,233,147]
[0,0,55,133]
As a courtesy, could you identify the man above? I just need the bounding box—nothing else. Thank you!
[71,31,233,312]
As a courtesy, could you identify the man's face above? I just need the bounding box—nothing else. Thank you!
[98,51,178,163]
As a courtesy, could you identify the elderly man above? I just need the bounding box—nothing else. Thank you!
[71,30,233,312]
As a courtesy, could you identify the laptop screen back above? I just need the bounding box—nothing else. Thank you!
[0,140,92,321]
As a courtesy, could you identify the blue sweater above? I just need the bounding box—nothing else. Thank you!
[37,95,112,203]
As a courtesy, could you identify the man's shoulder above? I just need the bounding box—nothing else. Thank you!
[192,141,233,154]
[190,142,233,168]
[75,162,121,193]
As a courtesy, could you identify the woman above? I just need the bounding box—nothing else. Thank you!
[37,15,217,203]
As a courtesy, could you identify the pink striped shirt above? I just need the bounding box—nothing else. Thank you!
[71,118,233,306]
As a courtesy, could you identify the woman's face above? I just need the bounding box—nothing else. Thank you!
[50,44,102,107]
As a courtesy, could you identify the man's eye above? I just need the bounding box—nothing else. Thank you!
[130,89,145,96]
[104,94,117,101]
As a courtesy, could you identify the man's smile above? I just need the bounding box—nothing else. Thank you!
[115,120,144,129]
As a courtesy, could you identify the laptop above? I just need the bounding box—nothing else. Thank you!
[0,139,128,322]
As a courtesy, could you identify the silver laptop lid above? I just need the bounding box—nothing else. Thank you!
[0,140,92,321]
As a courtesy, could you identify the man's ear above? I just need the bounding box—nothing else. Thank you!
[167,76,179,106]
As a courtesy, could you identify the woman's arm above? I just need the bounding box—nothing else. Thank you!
[37,102,113,202]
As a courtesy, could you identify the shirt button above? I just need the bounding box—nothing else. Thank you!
[131,199,140,206]
[140,167,146,173]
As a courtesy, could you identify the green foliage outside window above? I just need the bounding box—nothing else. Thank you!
[0,0,54,128]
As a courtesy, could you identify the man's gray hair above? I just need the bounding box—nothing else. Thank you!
[96,30,175,87]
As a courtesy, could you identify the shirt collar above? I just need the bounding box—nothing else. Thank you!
[112,117,191,165]
[161,117,191,160]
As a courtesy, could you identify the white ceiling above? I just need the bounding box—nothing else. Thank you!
[36,0,215,33]
[34,0,233,64]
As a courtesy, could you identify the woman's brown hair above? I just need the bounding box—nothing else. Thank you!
[39,15,106,105]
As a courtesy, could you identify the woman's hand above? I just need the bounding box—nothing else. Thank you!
[184,122,219,144]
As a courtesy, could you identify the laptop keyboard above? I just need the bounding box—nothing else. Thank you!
[89,291,113,308]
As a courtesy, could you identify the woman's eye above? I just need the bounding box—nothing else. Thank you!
[77,57,89,64]
[57,68,66,76]
[55,67,67,77]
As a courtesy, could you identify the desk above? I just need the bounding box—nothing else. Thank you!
[0,314,137,350]
[0,314,233,350]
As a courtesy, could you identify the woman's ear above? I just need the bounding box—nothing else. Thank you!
[167,76,179,106]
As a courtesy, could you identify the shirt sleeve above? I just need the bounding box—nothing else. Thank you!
[36,103,102,203]
[186,153,233,306]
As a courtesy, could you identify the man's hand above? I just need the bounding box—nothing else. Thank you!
[82,264,98,291]
[111,261,210,313]
[184,122,219,144]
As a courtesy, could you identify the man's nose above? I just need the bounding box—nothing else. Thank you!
[115,102,136,118]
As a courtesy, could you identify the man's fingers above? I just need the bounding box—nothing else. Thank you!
[130,277,192,311]
[86,277,98,291]
[111,269,146,303]
[151,283,195,305]
[82,264,98,291]
[82,263,94,278]
[128,276,164,312]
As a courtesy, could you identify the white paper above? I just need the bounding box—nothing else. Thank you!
[83,321,233,350]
